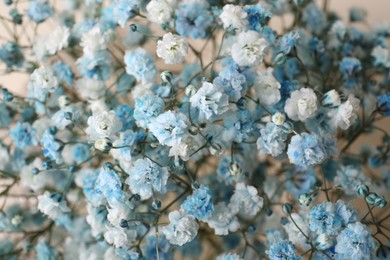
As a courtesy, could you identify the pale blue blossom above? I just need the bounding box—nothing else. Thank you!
[149,111,188,146]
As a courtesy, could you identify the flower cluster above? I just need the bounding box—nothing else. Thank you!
[0,0,389,259]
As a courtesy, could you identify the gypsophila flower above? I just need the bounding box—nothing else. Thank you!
[181,185,214,220]
[37,191,70,219]
[9,122,38,149]
[125,158,169,200]
[30,66,59,93]
[81,26,112,57]
[253,68,281,106]
[231,30,268,67]
[334,165,370,195]
[190,82,229,122]
[267,240,302,260]
[149,111,188,146]
[156,33,188,64]
[146,0,177,24]
[257,122,288,157]
[75,77,106,100]
[285,87,318,121]
[85,110,122,142]
[329,94,360,130]
[207,202,240,235]
[287,132,326,166]
[229,183,263,218]
[335,222,377,259]
[219,4,248,30]
[161,209,199,246]
[45,25,70,55]
[124,48,157,83]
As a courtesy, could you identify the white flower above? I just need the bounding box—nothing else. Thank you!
[254,68,281,106]
[85,110,122,141]
[81,27,112,57]
[161,209,199,246]
[20,158,51,192]
[146,0,177,24]
[169,142,189,161]
[283,213,310,247]
[272,112,285,125]
[331,20,346,39]
[190,82,229,122]
[207,202,240,235]
[45,25,70,55]
[219,4,248,30]
[156,33,188,64]
[86,204,107,237]
[104,227,128,248]
[229,183,263,218]
[284,88,318,121]
[30,66,59,93]
[321,89,342,108]
[107,202,133,227]
[231,30,268,67]
[76,77,106,100]
[33,36,48,60]
[329,95,360,130]
[37,191,70,219]
[51,105,81,130]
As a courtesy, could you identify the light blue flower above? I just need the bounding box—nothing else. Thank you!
[27,1,52,23]
[335,222,377,259]
[72,144,91,165]
[245,4,272,32]
[35,241,57,260]
[115,104,135,131]
[302,3,325,34]
[309,200,356,235]
[95,163,125,207]
[124,48,157,83]
[267,240,302,260]
[287,132,326,166]
[77,51,112,81]
[257,122,288,157]
[125,158,169,200]
[40,131,62,164]
[10,122,37,149]
[133,94,165,129]
[112,0,140,27]
[377,92,390,116]
[213,68,248,102]
[162,209,199,246]
[181,185,214,220]
[52,61,74,86]
[148,111,188,146]
[175,1,213,39]
[81,170,105,206]
[224,109,255,143]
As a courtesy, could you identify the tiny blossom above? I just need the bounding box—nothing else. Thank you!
[125,158,169,200]
[124,48,157,83]
[95,164,125,207]
[40,130,62,164]
[9,122,38,149]
[377,92,390,116]
[229,183,263,218]
[207,202,240,235]
[161,209,199,246]
[85,110,122,142]
[244,4,272,31]
[146,0,177,24]
[257,122,288,157]
[181,185,214,220]
[231,30,268,67]
[75,77,106,100]
[284,88,318,121]
[335,222,377,259]
[253,68,281,106]
[329,94,360,130]
[81,26,112,57]
[156,33,188,64]
[190,82,229,122]
[45,25,70,55]
[287,132,326,166]
[30,66,59,93]
[148,111,188,146]
[267,240,302,260]
[133,94,165,128]
[37,192,70,219]
[219,4,248,30]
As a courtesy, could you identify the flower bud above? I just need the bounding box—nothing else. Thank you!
[2,88,14,102]
[188,125,198,135]
[229,162,242,176]
[58,95,71,108]
[298,193,312,207]
[272,112,285,125]
[375,196,387,208]
[129,24,137,32]
[42,160,53,170]
[321,89,342,108]
[357,184,369,197]
[315,234,334,250]
[265,208,273,216]
[236,97,247,110]
[282,203,293,214]
[209,143,223,155]
[11,215,23,226]
[185,85,197,97]
[376,245,390,259]
[152,200,161,210]
[273,52,287,66]
[191,181,200,189]
[32,168,40,175]
[160,71,173,83]
[119,219,128,228]
[365,192,378,205]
